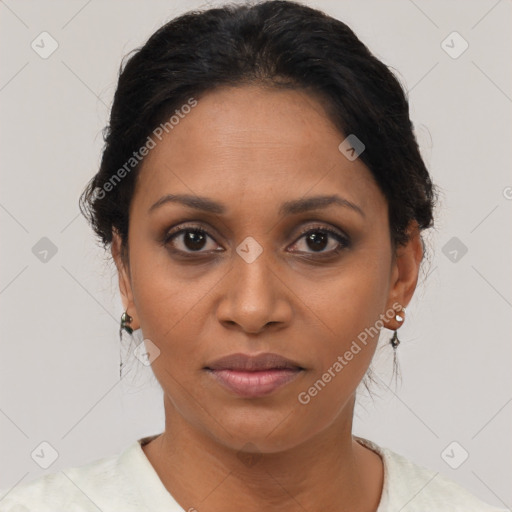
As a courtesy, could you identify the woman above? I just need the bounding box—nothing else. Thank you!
[0,1,506,511]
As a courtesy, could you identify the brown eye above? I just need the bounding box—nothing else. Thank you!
[164,226,221,253]
[289,226,350,255]
[162,223,350,258]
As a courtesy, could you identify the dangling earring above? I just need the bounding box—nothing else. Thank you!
[389,307,406,350]
[119,311,133,379]
[390,331,400,349]
[390,306,405,387]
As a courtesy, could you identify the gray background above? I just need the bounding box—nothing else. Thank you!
[0,0,510,508]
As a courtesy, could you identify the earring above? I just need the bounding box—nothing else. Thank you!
[119,311,133,380]
[390,306,406,350]
[120,311,133,335]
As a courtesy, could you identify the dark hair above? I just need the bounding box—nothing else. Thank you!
[80,0,436,263]
[79,0,437,391]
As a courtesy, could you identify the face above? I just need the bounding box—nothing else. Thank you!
[112,85,422,452]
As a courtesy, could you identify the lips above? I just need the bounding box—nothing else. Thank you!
[204,353,305,398]
[204,352,304,372]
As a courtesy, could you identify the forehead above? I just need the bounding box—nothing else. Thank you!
[132,85,384,218]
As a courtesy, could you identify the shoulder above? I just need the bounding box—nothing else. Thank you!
[355,436,508,512]
[0,440,143,512]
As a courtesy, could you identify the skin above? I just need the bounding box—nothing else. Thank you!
[111,84,423,512]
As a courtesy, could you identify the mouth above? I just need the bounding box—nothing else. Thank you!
[204,352,305,398]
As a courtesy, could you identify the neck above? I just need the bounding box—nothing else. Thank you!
[143,394,383,512]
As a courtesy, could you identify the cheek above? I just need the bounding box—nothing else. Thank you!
[293,247,391,396]
[271,275,382,442]
[132,285,203,369]
[302,248,391,341]
[128,243,224,375]
[128,245,187,350]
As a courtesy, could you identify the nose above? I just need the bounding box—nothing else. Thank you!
[215,247,292,335]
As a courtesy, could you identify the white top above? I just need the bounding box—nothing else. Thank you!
[0,434,507,511]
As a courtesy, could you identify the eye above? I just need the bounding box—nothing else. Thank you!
[289,225,350,256]
[163,224,222,254]
[162,223,350,257]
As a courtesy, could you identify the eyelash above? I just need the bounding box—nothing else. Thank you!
[162,223,350,258]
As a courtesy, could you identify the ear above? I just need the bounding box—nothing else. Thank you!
[384,220,423,330]
[111,229,140,330]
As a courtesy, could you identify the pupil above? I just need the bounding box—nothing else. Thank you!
[307,232,327,251]
[185,230,206,251]
[181,230,330,252]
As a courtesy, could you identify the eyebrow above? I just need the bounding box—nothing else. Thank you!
[148,193,365,218]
